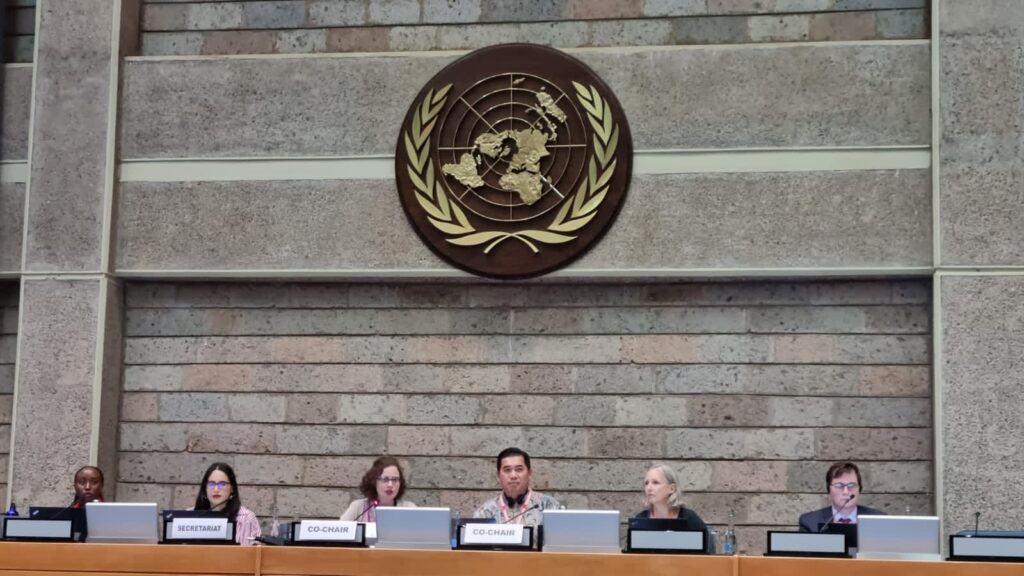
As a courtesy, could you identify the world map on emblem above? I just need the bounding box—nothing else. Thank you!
[395,44,633,279]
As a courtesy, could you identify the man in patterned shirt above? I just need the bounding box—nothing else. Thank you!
[473,447,560,526]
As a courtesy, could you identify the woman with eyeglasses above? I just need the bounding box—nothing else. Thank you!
[340,456,416,521]
[192,462,262,545]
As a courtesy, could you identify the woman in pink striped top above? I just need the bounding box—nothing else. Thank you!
[193,462,262,545]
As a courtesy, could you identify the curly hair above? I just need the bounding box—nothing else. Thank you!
[358,456,407,502]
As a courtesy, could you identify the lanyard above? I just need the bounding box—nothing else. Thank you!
[498,490,533,524]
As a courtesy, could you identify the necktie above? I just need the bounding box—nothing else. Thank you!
[837,518,852,524]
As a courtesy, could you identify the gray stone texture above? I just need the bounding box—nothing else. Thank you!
[24,1,115,272]
[2,66,32,160]
[275,29,327,53]
[941,276,1024,532]
[95,280,125,491]
[9,280,100,505]
[643,0,705,17]
[242,1,307,29]
[115,180,439,271]
[422,0,482,23]
[940,0,1024,266]
[308,1,365,26]
[368,0,420,24]
[119,43,928,158]
[186,3,243,29]
[0,184,24,272]
[116,170,930,273]
[574,170,931,271]
[141,31,204,55]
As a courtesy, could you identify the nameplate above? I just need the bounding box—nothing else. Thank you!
[462,524,525,545]
[295,520,360,542]
[167,517,231,541]
[628,529,704,552]
[2,518,74,541]
[766,531,847,557]
[951,535,1024,561]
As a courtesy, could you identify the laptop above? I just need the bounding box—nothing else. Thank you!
[857,515,941,560]
[29,507,87,541]
[85,502,160,544]
[541,510,621,554]
[375,507,451,550]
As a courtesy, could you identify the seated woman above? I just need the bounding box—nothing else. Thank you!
[193,462,261,545]
[340,456,416,522]
[635,464,709,538]
[71,466,105,508]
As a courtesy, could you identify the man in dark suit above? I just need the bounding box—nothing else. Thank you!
[798,462,885,532]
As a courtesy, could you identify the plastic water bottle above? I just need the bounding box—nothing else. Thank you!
[722,511,737,555]
[451,511,461,549]
[270,515,280,538]
[5,503,17,517]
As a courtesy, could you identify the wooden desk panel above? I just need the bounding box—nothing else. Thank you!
[739,555,1024,576]
[2,542,1022,576]
[0,542,257,575]
[261,547,734,576]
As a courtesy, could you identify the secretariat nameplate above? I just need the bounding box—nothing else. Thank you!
[395,44,633,279]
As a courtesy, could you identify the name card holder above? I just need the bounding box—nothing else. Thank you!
[290,520,366,547]
[2,517,75,542]
[765,531,849,558]
[950,534,1024,562]
[457,524,534,551]
[162,517,235,545]
[626,529,706,554]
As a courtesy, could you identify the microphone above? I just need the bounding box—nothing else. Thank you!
[819,495,856,533]
[973,511,981,537]
[38,491,93,518]
[504,503,540,524]
[355,499,379,521]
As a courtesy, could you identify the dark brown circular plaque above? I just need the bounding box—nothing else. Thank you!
[395,44,633,279]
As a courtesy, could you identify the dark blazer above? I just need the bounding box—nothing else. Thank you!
[798,505,885,532]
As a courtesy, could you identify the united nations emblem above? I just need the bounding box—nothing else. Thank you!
[395,44,633,279]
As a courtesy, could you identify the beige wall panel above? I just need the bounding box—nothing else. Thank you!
[119,43,929,159]
[115,170,930,273]
[116,179,440,271]
[0,184,24,272]
[9,279,100,506]
[2,66,32,160]
[939,1,1024,266]
[24,1,115,272]
[941,275,1024,533]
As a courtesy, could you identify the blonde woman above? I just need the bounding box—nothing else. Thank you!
[635,464,709,532]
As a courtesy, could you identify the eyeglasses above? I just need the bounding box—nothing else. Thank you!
[207,481,229,490]
[830,482,859,491]
[377,476,401,485]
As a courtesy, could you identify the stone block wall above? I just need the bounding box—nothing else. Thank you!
[138,0,928,56]
[117,279,933,553]
[0,283,18,510]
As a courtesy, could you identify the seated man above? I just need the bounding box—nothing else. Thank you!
[473,447,560,525]
[799,461,884,532]
[72,466,105,508]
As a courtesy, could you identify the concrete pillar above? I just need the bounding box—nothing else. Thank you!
[6,0,138,507]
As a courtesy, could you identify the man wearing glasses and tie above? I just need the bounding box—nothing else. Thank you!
[798,462,885,532]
